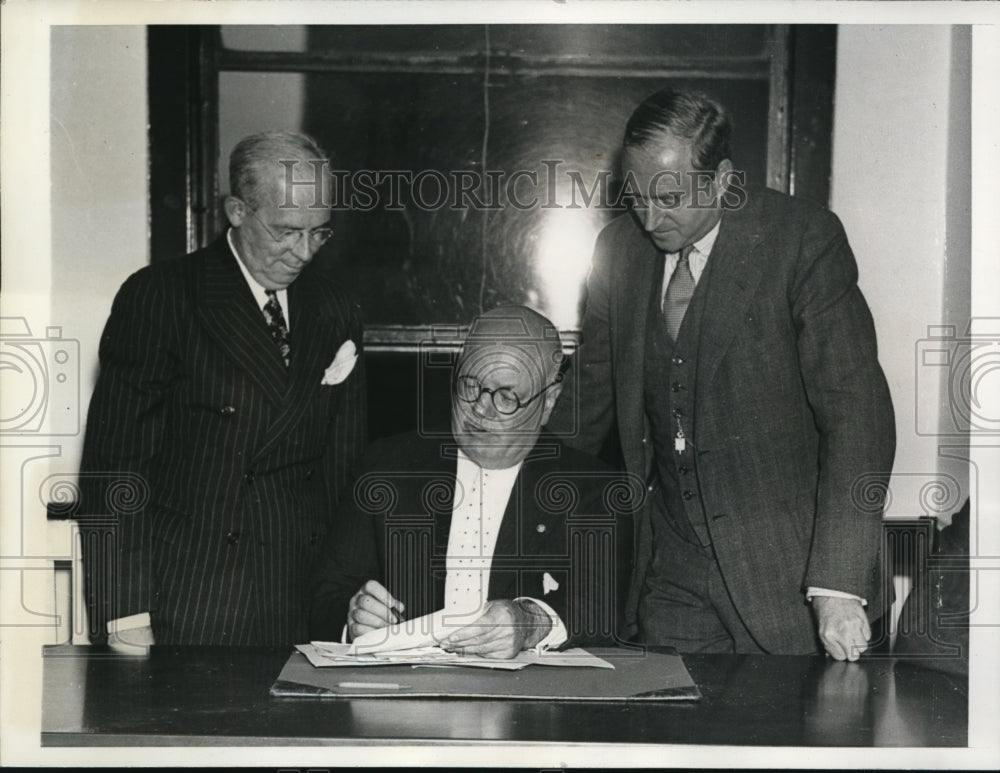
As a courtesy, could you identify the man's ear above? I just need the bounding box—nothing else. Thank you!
[715,158,734,197]
[224,196,247,228]
[540,382,564,427]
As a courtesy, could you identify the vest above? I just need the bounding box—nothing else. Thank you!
[643,252,714,548]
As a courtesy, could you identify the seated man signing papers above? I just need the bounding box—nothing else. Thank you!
[309,306,634,658]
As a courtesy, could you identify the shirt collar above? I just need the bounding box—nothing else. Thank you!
[689,216,722,259]
[455,447,523,481]
[226,228,289,322]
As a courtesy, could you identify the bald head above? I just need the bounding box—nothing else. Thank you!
[452,306,564,469]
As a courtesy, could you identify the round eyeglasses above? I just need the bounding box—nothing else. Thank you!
[456,373,563,416]
[249,208,334,249]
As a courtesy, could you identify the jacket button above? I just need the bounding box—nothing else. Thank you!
[647,483,655,492]
[226,531,240,545]
[678,466,690,475]
[673,408,683,418]
[220,405,236,416]
[536,523,547,533]
[304,468,315,480]
[672,356,685,365]
[682,490,694,500]
[309,531,321,545]
[244,471,255,484]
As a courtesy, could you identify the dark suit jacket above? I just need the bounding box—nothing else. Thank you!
[548,187,896,653]
[308,431,635,648]
[79,235,367,645]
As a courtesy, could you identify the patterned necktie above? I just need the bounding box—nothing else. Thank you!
[662,246,695,341]
[263,290,290,366]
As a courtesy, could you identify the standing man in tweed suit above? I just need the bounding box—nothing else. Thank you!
[80,132,366,646]
[548,88,896,660]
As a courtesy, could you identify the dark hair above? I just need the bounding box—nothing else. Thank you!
[229,131,327,209]
[624,88,732,171]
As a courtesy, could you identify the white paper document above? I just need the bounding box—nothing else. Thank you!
[296,641,614,671]
[298,608,614,670]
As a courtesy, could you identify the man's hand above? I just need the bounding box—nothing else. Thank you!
[812,596,870,661]
[347,580,404,641]
[439,599,552,660]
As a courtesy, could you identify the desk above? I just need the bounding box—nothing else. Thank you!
[41,645,966,747]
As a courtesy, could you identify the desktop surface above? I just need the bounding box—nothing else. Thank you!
[41,644,967,747]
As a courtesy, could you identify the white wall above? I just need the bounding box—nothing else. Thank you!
[46,26,148,644]
[832,26,971,523]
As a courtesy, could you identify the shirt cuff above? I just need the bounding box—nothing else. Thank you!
[515,596,568,652]
[106,611,151,635]
[806,587,867,606]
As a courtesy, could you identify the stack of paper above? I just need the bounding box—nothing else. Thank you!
[297,610,614,671]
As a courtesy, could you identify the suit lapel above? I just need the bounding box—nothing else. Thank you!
[487,446,557,601]
[195,238,288,405]
[697,197,768,393]
[617,224,661,467]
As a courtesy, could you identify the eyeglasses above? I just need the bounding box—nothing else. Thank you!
[456,373,563,416]
[248,208,334,248]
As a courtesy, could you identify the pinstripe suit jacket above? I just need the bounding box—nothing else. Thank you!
[308,431,634,648]
[548,187,896,652]
[80,236,367,645]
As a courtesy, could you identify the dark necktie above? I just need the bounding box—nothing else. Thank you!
[663,246,695,342]
[263,290,290,366]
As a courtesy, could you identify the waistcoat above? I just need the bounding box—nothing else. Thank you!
[643,252,714,548]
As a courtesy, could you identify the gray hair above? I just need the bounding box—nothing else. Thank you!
[228,131,327,209]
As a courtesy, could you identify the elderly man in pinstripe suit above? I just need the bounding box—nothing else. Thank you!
[80,132,366,646]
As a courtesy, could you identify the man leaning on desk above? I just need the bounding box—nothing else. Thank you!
[547,87,896,661]
[309,306,634,658]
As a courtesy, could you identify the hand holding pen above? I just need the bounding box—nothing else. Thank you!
[347,579,405,641]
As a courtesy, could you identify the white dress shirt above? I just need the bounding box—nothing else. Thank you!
[445,449,568,651]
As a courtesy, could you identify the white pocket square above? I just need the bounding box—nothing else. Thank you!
[321,339,358,385]
[542,572,559,596]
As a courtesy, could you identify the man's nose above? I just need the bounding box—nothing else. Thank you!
[641,204,665,232]
[471,392,496,420]
[290,232,316,263]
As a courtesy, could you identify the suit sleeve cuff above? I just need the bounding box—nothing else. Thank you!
[806,587,867,606]
[106,611,151,634]
[515,596,568,652]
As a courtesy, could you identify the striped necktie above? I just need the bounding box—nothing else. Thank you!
[662,245,695,342]
[263,290,291,366]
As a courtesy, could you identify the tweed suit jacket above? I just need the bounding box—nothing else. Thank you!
[308,430,634,648]
[548,187,896,653]
[79,235,367,645]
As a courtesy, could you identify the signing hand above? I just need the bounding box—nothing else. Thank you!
[812,596,870,661]
[347,579,404,642]
[439,599,551,660]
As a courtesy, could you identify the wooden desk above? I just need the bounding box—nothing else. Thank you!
[41,645,966,747]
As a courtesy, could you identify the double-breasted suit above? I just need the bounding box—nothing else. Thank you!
[308,431,635,647]
[80,236,367,645]
[548,187,896,652]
